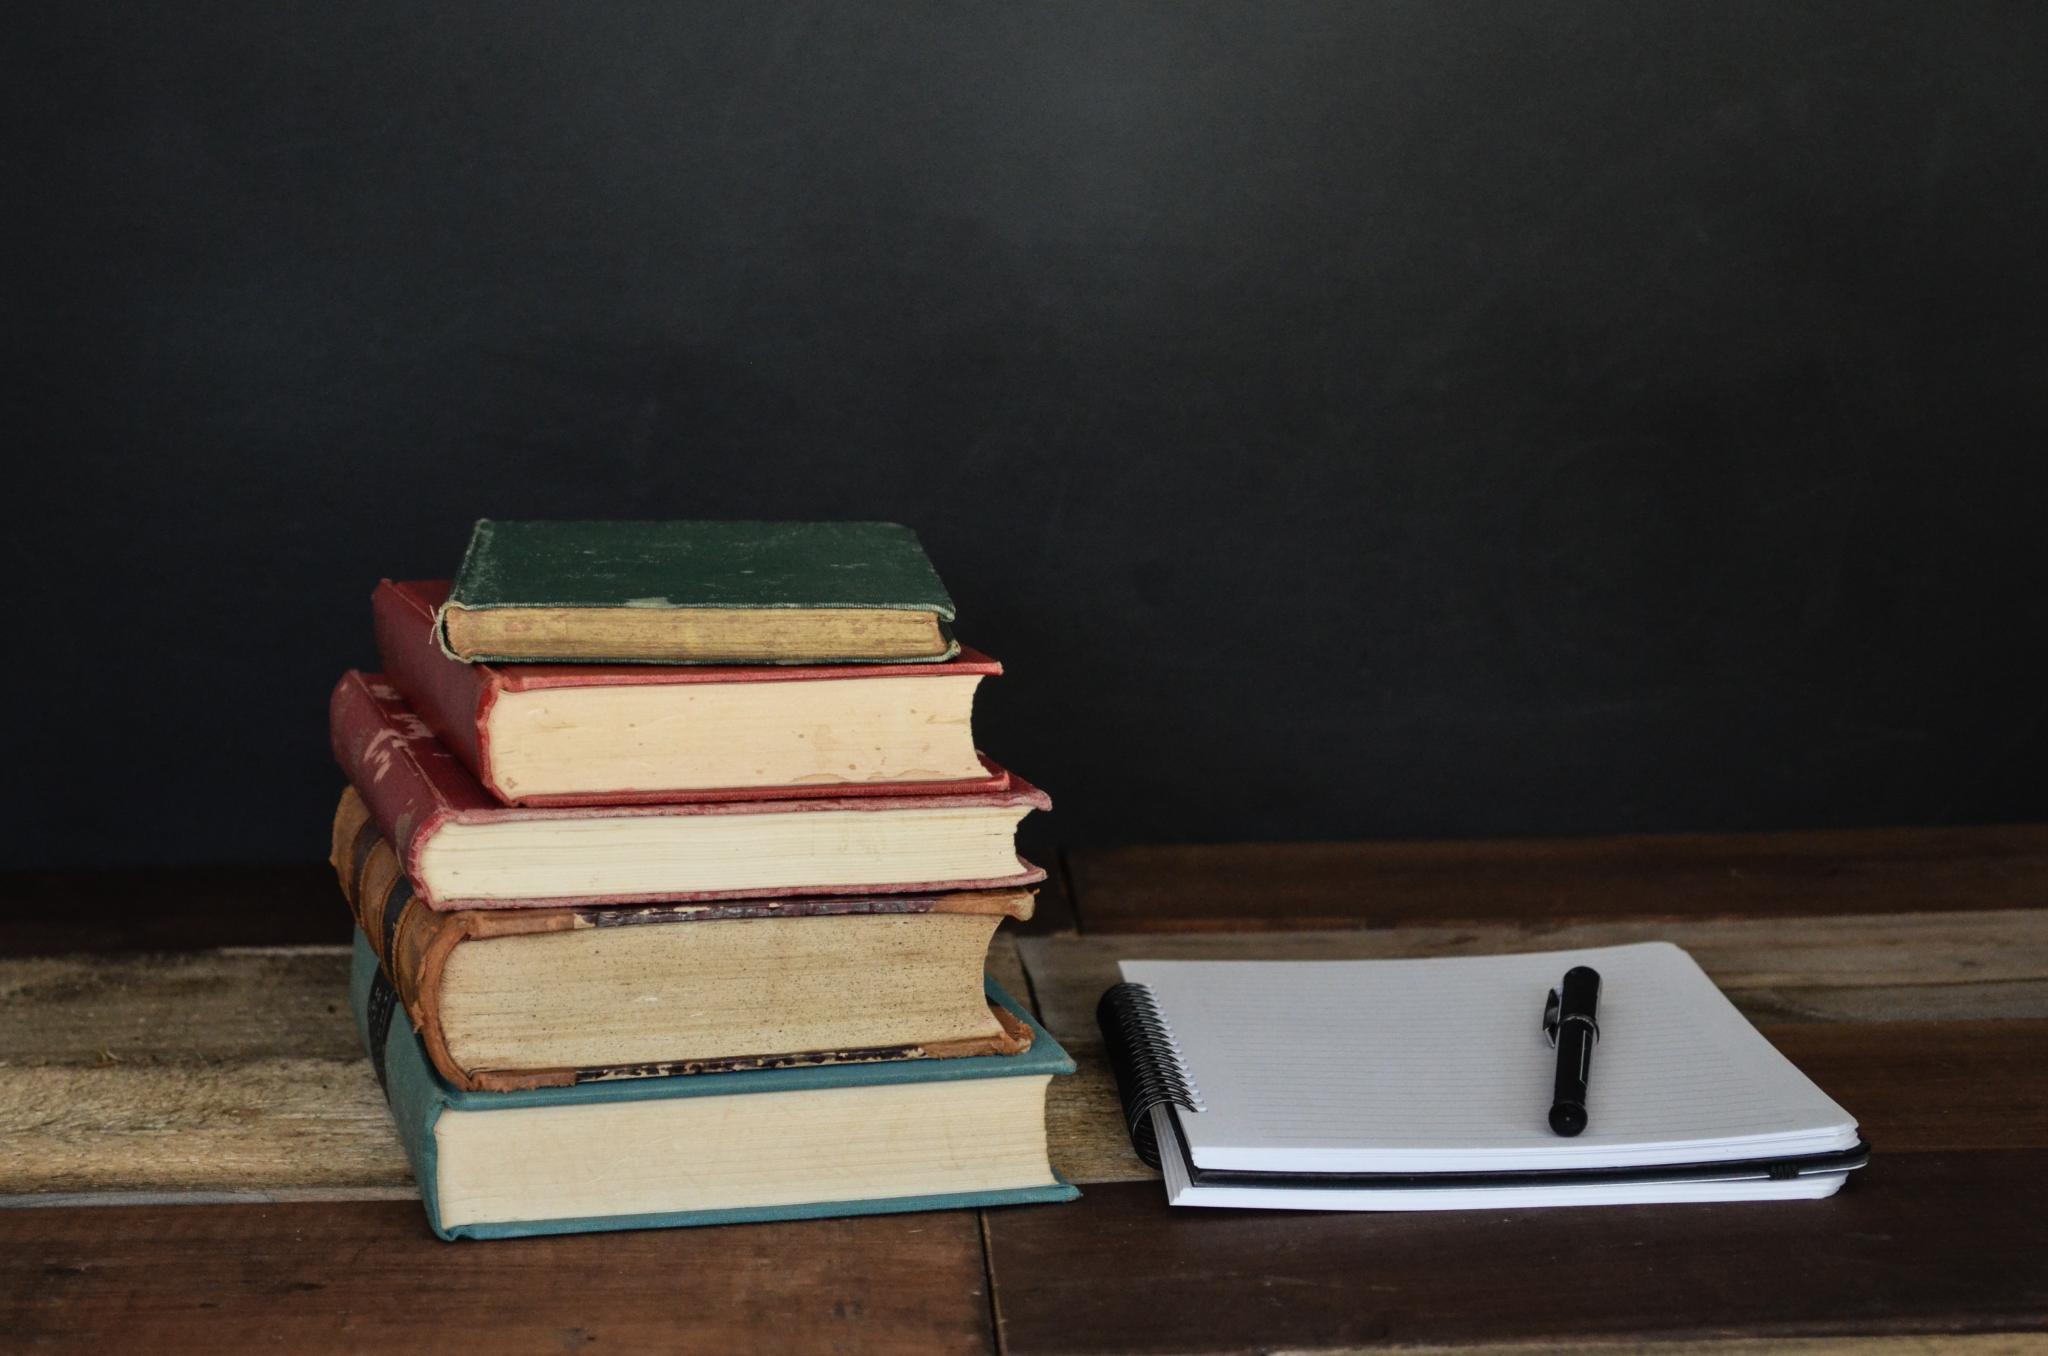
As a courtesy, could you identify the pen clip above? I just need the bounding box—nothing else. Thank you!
[1544,971,1601,1046]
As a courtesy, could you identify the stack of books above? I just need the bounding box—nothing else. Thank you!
[326,519,1076,1240]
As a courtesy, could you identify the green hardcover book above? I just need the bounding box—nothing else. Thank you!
[351,931,1078,1240]
[438,519,960,664]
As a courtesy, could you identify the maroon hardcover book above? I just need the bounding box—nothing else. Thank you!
[329,671,1049,910]
[374,579,1008,807]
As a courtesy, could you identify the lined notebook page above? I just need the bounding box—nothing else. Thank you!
[1120,943,1858,1174]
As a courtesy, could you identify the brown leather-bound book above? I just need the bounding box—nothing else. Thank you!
[331,791,1035,1092]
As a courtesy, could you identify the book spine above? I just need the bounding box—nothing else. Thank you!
[330,672,457,900]
[329,797,582,1092]
[328,787,378,907]
[349,929,450,1237]
[329,805,426,999]
[1096,983,1208,1170]
[373,580,501,800]
[329,789,416,972]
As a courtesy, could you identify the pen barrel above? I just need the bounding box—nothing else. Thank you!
[1549,1019,1594,1136]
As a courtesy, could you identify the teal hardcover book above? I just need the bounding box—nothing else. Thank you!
[351,932,1078,1240]
[438,519,960,664]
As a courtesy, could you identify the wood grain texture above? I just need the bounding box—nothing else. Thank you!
[7,935,2042,1194]
[1045,1054,1153,1184]
[1,1199,995,1355]
[0,947,405,1195]
[8,916,2041,1197]
[9,832,2046,1354]
[1040,1018,2048,1185]
[985,1152,2048,1356]
[1015,911,2048,1043]
[0,946,1054,1198]
[1066,825,2048,932]
[1,949,357,1063]
[1764,1021,2048,1151]
[1017,919,2048,1184]
[1,1059,409,1194]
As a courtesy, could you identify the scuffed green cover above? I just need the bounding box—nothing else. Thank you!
[447,519,956,617]
[349,932,1078,1241]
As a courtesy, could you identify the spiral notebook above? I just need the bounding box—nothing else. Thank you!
[1098,942,1868,1210]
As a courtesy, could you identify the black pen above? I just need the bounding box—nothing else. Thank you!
[1543,965,1602,1136]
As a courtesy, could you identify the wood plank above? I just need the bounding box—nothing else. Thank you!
[0,948,402,1195]
[985,1151,2048,1355]
[1,1058,410,1194]
[9,936,2042,1198]
[1067,825,2048,932]
[1015,912,2048,1045]
[7,939,2042,1197]
[0,936,1047,1069]
[1017,922,2048,1185]
[0,949,358,1063]
[0,1199,995,1355]
[1764,1022,2048,1151]
[0,946,1058,1197]
[1726,982,2048,1025]
[0,863,346,955]
[1045,1052,1152,1184]
[1041,1018,2048,1185]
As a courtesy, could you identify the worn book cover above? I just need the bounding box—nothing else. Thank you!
[352,931,1079,1240]
[438,519,960,663]
[378,578,1007,806]
[329,671,1049,909]
[331,803,1038,1092]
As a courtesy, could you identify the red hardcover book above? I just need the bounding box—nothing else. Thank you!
[330,670,1049,910]
[375,579,1008,808]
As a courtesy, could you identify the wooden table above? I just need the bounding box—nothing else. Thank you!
[5,827,2046,1354]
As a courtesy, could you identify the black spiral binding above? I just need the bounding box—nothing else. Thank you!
[1096,982,1205,1168]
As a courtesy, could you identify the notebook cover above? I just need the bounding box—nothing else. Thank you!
[329,802,1037,1091]
[328,671,1049,909]
[351,931,1080,1241]
[376,578,1007,806]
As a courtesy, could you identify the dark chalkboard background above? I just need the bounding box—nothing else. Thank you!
[11,2,2048,869]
